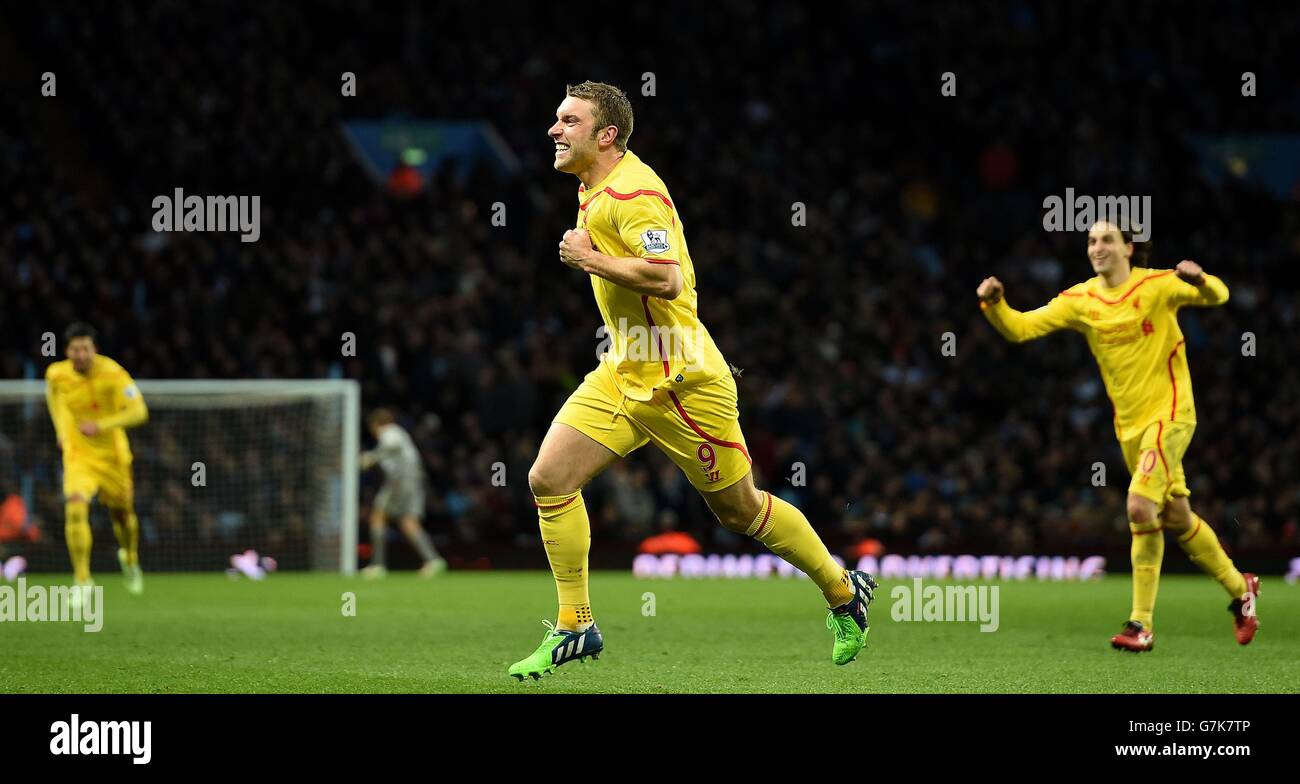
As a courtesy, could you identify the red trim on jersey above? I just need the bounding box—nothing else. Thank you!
[601,187,674,209]
[595,187,676,226]
[639,295,672,379]
[1155,420,1169,476]
[642,257,679,265]
[1168,339,1186,420]
[1086,271,1173,305]
[1059,291,1084,298]
[534,496,578,511]
[579,190,605,211]
[753,491,774,538]
[1179,516,1202,543]
[667,390,753,466]
[639,296,670,379]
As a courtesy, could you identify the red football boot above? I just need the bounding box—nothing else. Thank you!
[1110,620,1155,652]
[1228,573,1260,645]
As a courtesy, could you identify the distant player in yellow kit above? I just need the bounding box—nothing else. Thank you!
[507,82,877,679]
[45,323,148,597]
[978,222,1259,652]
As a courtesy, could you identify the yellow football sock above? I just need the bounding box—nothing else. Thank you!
[536,491,593,631]
[111,509,140,566]
[65,500,93,584]
[1128,520,1164,630]
[747,491,853,607]
[1177,514,1247,597]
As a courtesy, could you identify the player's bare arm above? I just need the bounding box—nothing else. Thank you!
[559,227,682,300]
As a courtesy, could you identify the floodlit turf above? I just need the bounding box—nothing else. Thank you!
[1,572,1295,694]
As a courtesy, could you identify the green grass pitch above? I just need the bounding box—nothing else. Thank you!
[2,572,1295,693]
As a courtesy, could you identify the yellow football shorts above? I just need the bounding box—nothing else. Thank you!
[1120,420,1194,507]
[63,456,135,510]
[554,362,752,492]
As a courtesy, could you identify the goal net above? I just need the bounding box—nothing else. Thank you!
[0,380,359,575]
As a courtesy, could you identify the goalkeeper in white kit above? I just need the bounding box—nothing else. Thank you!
[359,409,446,578]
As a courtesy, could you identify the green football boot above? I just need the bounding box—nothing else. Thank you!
[508,620,603,681]
[827,570,878,665]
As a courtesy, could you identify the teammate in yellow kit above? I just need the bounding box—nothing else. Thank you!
[978,222,1259,651]
[508,82,877,679]
[45,323,148,597]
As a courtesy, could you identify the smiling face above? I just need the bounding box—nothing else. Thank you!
[1087,221,1133,278]
[548,95,605,174]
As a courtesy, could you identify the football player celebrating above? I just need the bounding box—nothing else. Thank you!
[507,82,877,680]
[978,222,1258,652]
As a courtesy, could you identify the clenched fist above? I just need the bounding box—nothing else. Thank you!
[977,276,1004,305]
[559,228,595,270]
[1175,260,1205,286]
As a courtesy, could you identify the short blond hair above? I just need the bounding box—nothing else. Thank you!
[367,408,395,429]
[566,81,633,152]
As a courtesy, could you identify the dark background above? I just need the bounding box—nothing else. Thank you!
[2,2,1297,570]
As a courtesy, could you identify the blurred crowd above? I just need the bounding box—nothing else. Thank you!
[2,1,1298,562]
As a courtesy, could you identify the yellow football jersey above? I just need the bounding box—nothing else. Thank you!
[981,267,1229,441]
[45,354,148,465]
[575,150,729,401]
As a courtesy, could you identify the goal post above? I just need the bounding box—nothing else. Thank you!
[0,379,360,575]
